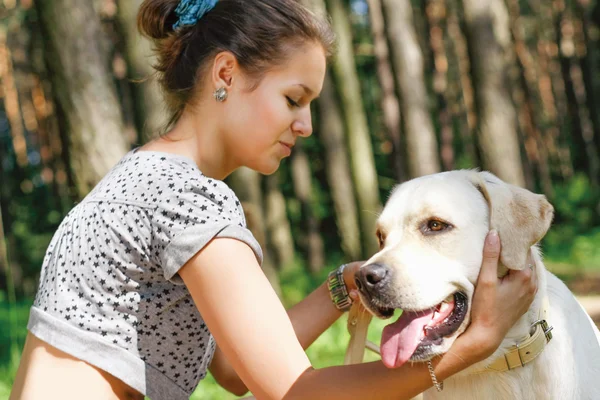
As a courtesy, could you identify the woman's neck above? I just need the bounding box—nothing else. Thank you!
[144,108,239,180]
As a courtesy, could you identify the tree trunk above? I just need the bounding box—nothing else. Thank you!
[264,173,295,269]
[116,0,168,142]
[507,0,553,195]
[527,0,570,182]
[299,0,364,260]
[35,0,130,199]
[461,0,526,186]
[366,0,405,181]
[425,0,454,171]
[325,0,381,257]
[290,143,325,275]
[317,73,362,261]
[227,168,282,295]
[446,1,478,166]
[0,36,27,168]
[539,0,574,180]
[382,0,441,178]
[557,5,600,186]
[576,0,600,160]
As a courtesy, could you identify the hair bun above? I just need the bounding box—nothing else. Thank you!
[138,0,180,40]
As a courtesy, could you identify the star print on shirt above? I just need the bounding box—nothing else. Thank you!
[31,150,260,395]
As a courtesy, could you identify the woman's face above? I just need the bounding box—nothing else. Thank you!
[222,43,327,175]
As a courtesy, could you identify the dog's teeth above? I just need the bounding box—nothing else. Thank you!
[439,301,452,314]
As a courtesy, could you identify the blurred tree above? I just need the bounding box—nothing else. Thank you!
[526,0,572,184]
[382,0,441,178]
[2,0,600,303]
[558,4,599,186]
[506,0,553,194]
[461,0,525,186]
[264,173,295,269]
[35,0,130,199]
[291,142,325,274]
[446,0,478,166]
[227,168,282,295]
[300,0,362,262]
[576,0,600,165]
[316,74,362,261]
[538,0,575,181]
[325,0,381,257]
[424,0,455,171]
[366,0,405,181]
[116,0,168,142]
[0,4,74,296]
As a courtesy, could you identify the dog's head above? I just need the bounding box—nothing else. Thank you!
[355,170,554,369]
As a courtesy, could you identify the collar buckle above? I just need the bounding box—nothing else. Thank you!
[530,319,553,342]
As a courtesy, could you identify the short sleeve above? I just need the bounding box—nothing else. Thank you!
[151,175,263,284]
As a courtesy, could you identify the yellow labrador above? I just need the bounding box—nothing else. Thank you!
[356,170,600,400]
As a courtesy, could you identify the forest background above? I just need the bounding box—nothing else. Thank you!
[1,0,599,398]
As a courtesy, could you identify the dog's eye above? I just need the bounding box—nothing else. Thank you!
[428,220,446,231]
[421,219,452,235]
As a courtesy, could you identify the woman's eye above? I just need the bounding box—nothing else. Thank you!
[427,219,449,232]
[286,96,300,108]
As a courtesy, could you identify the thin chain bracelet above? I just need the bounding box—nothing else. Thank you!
[427,360,444,392]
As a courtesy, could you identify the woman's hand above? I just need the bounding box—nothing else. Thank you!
[342,261,364,301]
[452,230,538,364]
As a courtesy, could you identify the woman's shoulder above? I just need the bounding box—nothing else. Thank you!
[86,149,226,206]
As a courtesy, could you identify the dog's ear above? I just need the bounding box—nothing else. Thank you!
[467,171,554,270]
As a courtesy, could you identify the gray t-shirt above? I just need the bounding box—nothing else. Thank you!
[28,149,263,399]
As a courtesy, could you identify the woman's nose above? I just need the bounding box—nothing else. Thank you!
[292,108,313,137]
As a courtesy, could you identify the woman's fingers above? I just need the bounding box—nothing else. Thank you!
[500,250,538,315]
[343,261,365,292]
[456,232,540,362]
[477,230,501,288]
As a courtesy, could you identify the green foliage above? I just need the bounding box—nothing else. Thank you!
[542,173,600,271]
[0,300,32,396]
[571,229,600,269]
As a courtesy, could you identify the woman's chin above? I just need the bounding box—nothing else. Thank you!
[246,159,282,176]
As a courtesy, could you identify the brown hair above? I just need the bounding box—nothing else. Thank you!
[138,0,336,127]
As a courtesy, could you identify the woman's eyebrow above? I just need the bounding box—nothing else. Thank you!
[294,83,320,99]
[295,83,314,95]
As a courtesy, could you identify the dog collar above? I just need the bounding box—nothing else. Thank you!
[482,296,553,373]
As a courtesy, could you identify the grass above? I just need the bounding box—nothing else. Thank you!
[0,299,31,398]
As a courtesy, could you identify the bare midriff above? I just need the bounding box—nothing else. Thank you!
[11,333,143,400]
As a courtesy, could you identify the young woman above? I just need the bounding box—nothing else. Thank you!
[11,1,537,399]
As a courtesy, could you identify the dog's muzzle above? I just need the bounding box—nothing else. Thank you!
[354,263,397,318]
[355,263,390,296]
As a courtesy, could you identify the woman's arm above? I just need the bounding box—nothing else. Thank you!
[285,264,361,349]
[209,262,362,395]
[182,231,536,400]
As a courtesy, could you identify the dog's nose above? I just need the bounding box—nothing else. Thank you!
[356,263,390,291]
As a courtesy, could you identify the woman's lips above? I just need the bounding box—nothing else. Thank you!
[279,142,293,156]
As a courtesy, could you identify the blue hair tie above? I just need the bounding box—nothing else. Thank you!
[173,0,218,30]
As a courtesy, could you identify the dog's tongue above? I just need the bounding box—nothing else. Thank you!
[380,309,435,369]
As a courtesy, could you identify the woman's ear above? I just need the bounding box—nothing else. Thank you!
[211,51,237,90]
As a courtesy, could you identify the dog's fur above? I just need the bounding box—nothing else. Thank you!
[359,170,600,400]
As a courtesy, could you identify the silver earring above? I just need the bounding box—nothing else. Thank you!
[213,87,228,102]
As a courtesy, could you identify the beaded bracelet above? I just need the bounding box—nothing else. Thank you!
[427,360,444,391]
